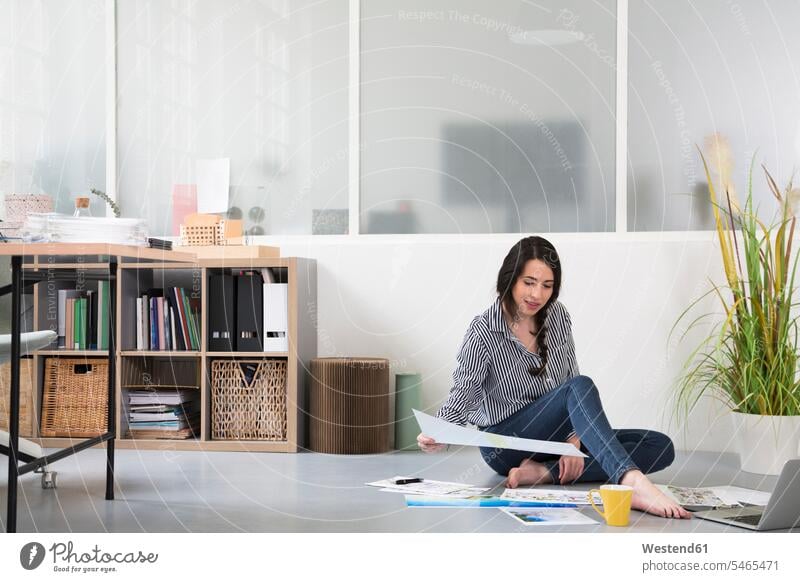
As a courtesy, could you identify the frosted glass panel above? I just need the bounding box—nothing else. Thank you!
[0,0,106,215]
[116,0,349,236]
[361,0,616,234]
[628,0,800,231]
[0,0,106,332]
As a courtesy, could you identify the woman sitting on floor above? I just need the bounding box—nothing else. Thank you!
[417,236,690,519]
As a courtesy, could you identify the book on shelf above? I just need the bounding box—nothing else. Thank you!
[135,287,199,351]
[129,399,198,420]
[58,289,78,348]
[128,388,199,406]
[73,297,87,349]
[129,409,198,422]
[129,403,193,413]
[86,290,96,348]
[128,416,199,430]
[127,427,197,440]
[95,280,110,350]
[65,297,74,349]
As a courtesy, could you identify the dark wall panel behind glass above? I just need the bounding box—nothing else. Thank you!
[361,0,616,234]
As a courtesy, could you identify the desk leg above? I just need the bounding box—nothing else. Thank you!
[105,259,116,500]
[5,256,22,533]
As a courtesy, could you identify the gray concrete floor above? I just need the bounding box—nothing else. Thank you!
[1,447,795,532]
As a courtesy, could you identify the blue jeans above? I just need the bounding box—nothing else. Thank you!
[479,375,675,484]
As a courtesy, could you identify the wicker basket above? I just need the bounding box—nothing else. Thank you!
[211,359,287,440]
[40,358,109,438]
[0,360,36,437]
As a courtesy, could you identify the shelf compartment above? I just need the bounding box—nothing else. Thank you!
[206,266,289,353]
[120,267,202,352]
[121,355,201,441]
[209,358,287,441]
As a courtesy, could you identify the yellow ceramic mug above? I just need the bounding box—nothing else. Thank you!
[589,484,633,526]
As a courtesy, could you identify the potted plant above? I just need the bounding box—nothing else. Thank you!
[672,133,800,475]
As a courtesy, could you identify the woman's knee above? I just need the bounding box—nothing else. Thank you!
[646,431,675,473]
[566,374,598,398]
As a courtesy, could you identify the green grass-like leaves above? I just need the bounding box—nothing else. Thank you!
[670,150,800,419]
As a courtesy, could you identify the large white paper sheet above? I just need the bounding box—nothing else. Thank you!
[413,409,586,457]
[366,476,486,497]
[379,487,489,498]
[196,158,230,213]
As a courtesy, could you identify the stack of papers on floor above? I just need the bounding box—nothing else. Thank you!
[366,476,602,525]
[127,389,200,439]
[658,484,771,509]
[501,487,602,505]
[366,476,489,497]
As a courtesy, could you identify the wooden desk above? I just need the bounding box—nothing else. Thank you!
[0,243,195,533]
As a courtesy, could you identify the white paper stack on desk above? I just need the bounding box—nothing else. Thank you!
[23,213,148,245]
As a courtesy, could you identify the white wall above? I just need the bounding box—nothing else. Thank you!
[263,232,737,453]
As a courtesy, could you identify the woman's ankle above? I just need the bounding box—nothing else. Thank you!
[619,468,644,486]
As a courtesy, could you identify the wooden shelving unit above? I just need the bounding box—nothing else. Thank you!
[23,249,316,453]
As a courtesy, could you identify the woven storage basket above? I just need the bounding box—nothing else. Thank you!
[40,358,108,438]
[211,359,287,440]
[0,360,36,437]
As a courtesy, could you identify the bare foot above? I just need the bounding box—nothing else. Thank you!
[507,459,554,488]
[620,470,692,519]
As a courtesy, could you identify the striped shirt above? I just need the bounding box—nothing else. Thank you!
[436,297,580,430]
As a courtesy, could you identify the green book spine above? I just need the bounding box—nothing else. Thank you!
[100,281,109,350]
[81,298,87,350]
[74,299,81,349]
[182,290,198,350]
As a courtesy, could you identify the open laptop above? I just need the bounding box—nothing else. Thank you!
[694,459,800,531]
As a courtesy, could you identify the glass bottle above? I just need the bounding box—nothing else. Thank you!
[73,196,92,218]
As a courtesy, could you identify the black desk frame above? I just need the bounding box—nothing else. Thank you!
[2,255,117,533]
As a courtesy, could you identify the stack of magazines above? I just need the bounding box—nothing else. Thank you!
[127,389,200,439]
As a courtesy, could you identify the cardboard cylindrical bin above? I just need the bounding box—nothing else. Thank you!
[308,358,390,454]
[394,372,422,450]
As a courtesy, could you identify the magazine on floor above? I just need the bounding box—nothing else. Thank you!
[500,507,599,526]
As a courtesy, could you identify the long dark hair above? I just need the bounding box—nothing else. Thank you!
[496,236,562,376]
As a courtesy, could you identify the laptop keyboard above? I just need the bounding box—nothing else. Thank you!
[728,513,762,526]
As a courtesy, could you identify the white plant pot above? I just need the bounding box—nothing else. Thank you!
[731,412,800,475]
